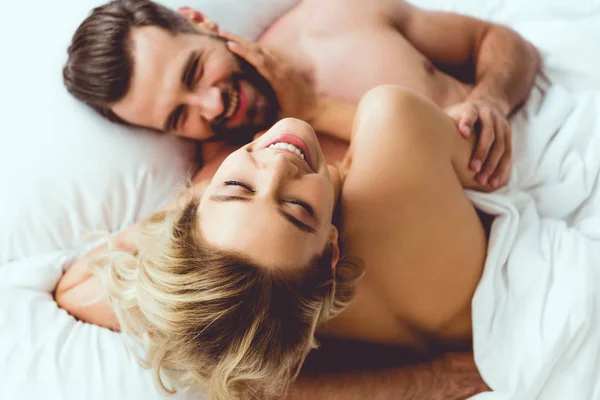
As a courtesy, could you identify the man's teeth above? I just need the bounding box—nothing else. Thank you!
[268,142,305,160]
[225,88,239,119]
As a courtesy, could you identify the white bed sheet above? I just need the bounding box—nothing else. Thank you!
[2,1,600,399]
[468,78,600,400]
[414,2,600,399]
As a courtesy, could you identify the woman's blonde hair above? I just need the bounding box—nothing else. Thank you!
[95,191,363,400]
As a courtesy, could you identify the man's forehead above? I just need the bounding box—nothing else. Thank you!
[130,25,190,52]
[111,27,194,128]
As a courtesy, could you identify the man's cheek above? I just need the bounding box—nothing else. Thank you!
[206,54,239,83]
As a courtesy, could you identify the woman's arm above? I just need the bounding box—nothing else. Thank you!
[53,157,228,329]
[54,227,135,330]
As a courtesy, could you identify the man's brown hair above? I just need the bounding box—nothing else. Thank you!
[63,0,198,124]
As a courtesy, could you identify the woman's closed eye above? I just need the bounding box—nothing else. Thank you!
[284,199,314,218]
[224,180,255,192]
[224,180,315,218]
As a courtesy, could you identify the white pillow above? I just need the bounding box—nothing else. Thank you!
[0,0,298,266]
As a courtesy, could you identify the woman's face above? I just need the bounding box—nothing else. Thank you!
[198,118,340,272]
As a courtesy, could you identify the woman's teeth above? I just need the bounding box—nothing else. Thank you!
[268,142,305,160]
[225,87,239,119]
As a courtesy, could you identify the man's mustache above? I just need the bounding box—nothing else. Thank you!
[209,53,280,145]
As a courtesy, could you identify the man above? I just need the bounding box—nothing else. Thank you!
[60,0,540,398]
[64,0,539,188]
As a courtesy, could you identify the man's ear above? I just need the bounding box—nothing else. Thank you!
[329,226,340,273]
[178,7,219,33]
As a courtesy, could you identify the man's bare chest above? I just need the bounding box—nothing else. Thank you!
[260,4,449,103]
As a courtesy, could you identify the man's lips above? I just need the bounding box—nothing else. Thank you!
[228,83,248,126]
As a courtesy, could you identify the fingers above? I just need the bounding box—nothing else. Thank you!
[445,100,512,189]
[489,123,512,188]
[218,28,250,46]
[220,28,277,70]
[220,28,266,67]
[489,153,511,189]
[202,20,219,33]
[479,116,506,185]
[226,40,267,71]
[471,111,495,178]
[457,105,478,138]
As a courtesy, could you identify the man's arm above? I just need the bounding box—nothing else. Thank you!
[387,0,540,188]
[388,0,539,114]
[287,351,489,400]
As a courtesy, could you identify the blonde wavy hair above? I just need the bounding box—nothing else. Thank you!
[94,190,363,400]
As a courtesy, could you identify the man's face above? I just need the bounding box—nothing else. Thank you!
[112,26,279,144]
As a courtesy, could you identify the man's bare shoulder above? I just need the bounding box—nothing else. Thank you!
[296,0,387,31]
[297,0,417,40]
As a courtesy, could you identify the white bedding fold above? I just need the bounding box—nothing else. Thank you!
[0,252,197,400]
[468,77,600,399]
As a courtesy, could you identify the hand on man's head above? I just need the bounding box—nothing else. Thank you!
[178,7,219,34]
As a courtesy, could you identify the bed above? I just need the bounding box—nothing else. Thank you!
[1,0,600,399]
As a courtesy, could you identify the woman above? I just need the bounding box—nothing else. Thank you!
[55,41,495,400]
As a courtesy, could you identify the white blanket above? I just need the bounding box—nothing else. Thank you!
[468,69,600,400]
[408,2,600,398]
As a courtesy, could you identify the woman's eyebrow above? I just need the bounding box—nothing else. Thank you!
[277,210,317,234]
[209,194,252,203]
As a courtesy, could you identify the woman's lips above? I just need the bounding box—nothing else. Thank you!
[260,133,315,172]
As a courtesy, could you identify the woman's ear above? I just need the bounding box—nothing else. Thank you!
[178,7,219,33]
[329,226,340,273]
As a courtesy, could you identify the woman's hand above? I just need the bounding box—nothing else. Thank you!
[219,29,320,124]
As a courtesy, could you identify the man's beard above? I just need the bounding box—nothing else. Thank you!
[209,54,280,146]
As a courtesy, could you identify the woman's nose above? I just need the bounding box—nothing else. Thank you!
[259,152,299,193]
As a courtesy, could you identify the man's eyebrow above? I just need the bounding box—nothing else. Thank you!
[162,51,197,132]
[208,195,316,234]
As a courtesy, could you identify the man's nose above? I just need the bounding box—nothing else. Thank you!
[186,86,224,121]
